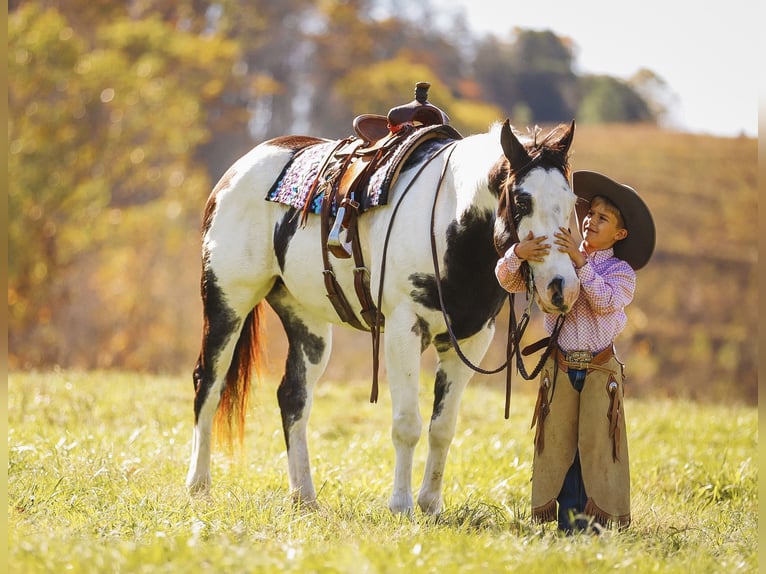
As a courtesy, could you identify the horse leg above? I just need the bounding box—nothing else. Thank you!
[385,308,427,514]
[267,283,332,507]
[417,325,495,514]
[186,270,257,494]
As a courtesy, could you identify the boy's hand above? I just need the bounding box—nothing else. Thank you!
[554,227,586,268]
[513,231,550,262]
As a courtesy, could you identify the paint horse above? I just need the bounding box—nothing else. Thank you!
[186,118,578,515]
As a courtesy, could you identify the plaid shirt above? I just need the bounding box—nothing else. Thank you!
[495,244,636,353]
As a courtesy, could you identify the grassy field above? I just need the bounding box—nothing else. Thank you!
[7,370,758,573]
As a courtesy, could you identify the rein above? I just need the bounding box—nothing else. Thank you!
[428,147,567,418]
[370,139,460,403]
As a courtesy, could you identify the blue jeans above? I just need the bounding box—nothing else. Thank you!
[557,368,590,533]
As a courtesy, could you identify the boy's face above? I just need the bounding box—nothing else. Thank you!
[581,197,628,252]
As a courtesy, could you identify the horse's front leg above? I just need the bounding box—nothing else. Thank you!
[417,324,494,514]
[385,308,427,514]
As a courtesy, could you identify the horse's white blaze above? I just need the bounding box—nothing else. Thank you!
[516,168,579,314]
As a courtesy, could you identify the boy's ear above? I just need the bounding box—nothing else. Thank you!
[616,228,628,241]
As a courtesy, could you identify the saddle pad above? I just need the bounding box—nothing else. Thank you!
[266,126,460,216]
[266,141,338,215]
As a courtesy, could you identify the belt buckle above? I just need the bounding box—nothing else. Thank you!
[565,350,593,368]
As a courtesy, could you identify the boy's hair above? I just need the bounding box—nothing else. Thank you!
[592,195,626,229]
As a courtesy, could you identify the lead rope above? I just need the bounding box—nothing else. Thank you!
[505,287,566,418]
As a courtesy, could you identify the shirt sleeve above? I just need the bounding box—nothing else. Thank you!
[495,244,528,293]
[576,258,635,314]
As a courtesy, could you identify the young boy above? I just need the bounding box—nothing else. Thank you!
[495,170,655,533]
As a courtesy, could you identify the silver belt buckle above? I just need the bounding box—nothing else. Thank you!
[565,350,593,368]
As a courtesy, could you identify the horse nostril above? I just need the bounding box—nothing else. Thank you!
[548,276,565,308]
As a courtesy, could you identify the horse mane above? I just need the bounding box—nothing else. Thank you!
[515,123,573,177]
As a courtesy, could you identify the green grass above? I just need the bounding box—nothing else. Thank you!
[7,371,758,573]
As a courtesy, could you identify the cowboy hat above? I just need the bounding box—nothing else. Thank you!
[573,170,655,270]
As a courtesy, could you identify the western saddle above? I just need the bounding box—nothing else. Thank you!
[309,81,459,338]
[303,81,460,403]
[351,81,451,148]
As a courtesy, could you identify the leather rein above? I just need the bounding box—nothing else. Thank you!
[428,144,566,418]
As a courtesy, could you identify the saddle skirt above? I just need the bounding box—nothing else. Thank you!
[266,124,462,218]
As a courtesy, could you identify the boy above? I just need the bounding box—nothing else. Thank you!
[495,170,655,533]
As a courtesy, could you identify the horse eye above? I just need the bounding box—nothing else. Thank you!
[515,193,532,216]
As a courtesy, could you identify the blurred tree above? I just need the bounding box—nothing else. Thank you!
[473,28,579,125]
[304,0,468,137]
[10,0,127,38]
[8,4,239,367]
[203,0,316,168]
[577,74,654,125]
[337,60,453,117]
[470,35,520,114]
[9,0,251,189]
[305,0,386,136]
[629,68,679,129]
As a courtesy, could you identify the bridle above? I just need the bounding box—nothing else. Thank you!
[429,144,567,418]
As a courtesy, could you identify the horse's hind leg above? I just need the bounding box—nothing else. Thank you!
[186,268,259,495]
[267,282,332,506]
[417,325,494,514]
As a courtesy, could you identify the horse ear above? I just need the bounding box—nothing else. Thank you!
[500,119,531,171]
[557,119,576,154]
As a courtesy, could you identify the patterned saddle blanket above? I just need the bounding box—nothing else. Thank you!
[265,124,461,217]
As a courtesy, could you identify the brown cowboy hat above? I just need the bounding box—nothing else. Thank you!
[573,170,656,270]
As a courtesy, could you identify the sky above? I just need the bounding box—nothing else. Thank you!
[431,0,758,137]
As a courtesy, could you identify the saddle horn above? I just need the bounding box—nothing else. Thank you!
[387,82,450,129]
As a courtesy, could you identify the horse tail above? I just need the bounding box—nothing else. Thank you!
[214,302,267,450]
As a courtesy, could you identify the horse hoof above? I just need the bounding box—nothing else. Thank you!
[296,499,320,513]
[186,474,212,496]
[417,494,443,515]
[288,486,318,510]
[388,493,415,515]
[292,496,320,512]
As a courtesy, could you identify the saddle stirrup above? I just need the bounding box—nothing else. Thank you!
[328,200,358,258]
[327,206,350,255]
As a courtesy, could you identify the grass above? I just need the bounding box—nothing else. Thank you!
[7,370,758,573]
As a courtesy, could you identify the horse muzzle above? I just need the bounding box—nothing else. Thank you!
[539,275,579,315]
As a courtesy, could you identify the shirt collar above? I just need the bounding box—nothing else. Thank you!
[579,243,615,263]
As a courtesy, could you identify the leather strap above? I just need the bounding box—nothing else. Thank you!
[555,345,616,373]
[319,156,368,332]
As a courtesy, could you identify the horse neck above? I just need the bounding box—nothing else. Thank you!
[451,133,505,217]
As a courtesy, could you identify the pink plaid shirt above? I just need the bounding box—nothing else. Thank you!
[495,244,636,353]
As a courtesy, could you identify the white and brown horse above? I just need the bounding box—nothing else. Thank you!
[186,119,578,514]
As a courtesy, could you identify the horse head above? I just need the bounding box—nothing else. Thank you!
[493,120,579,314]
